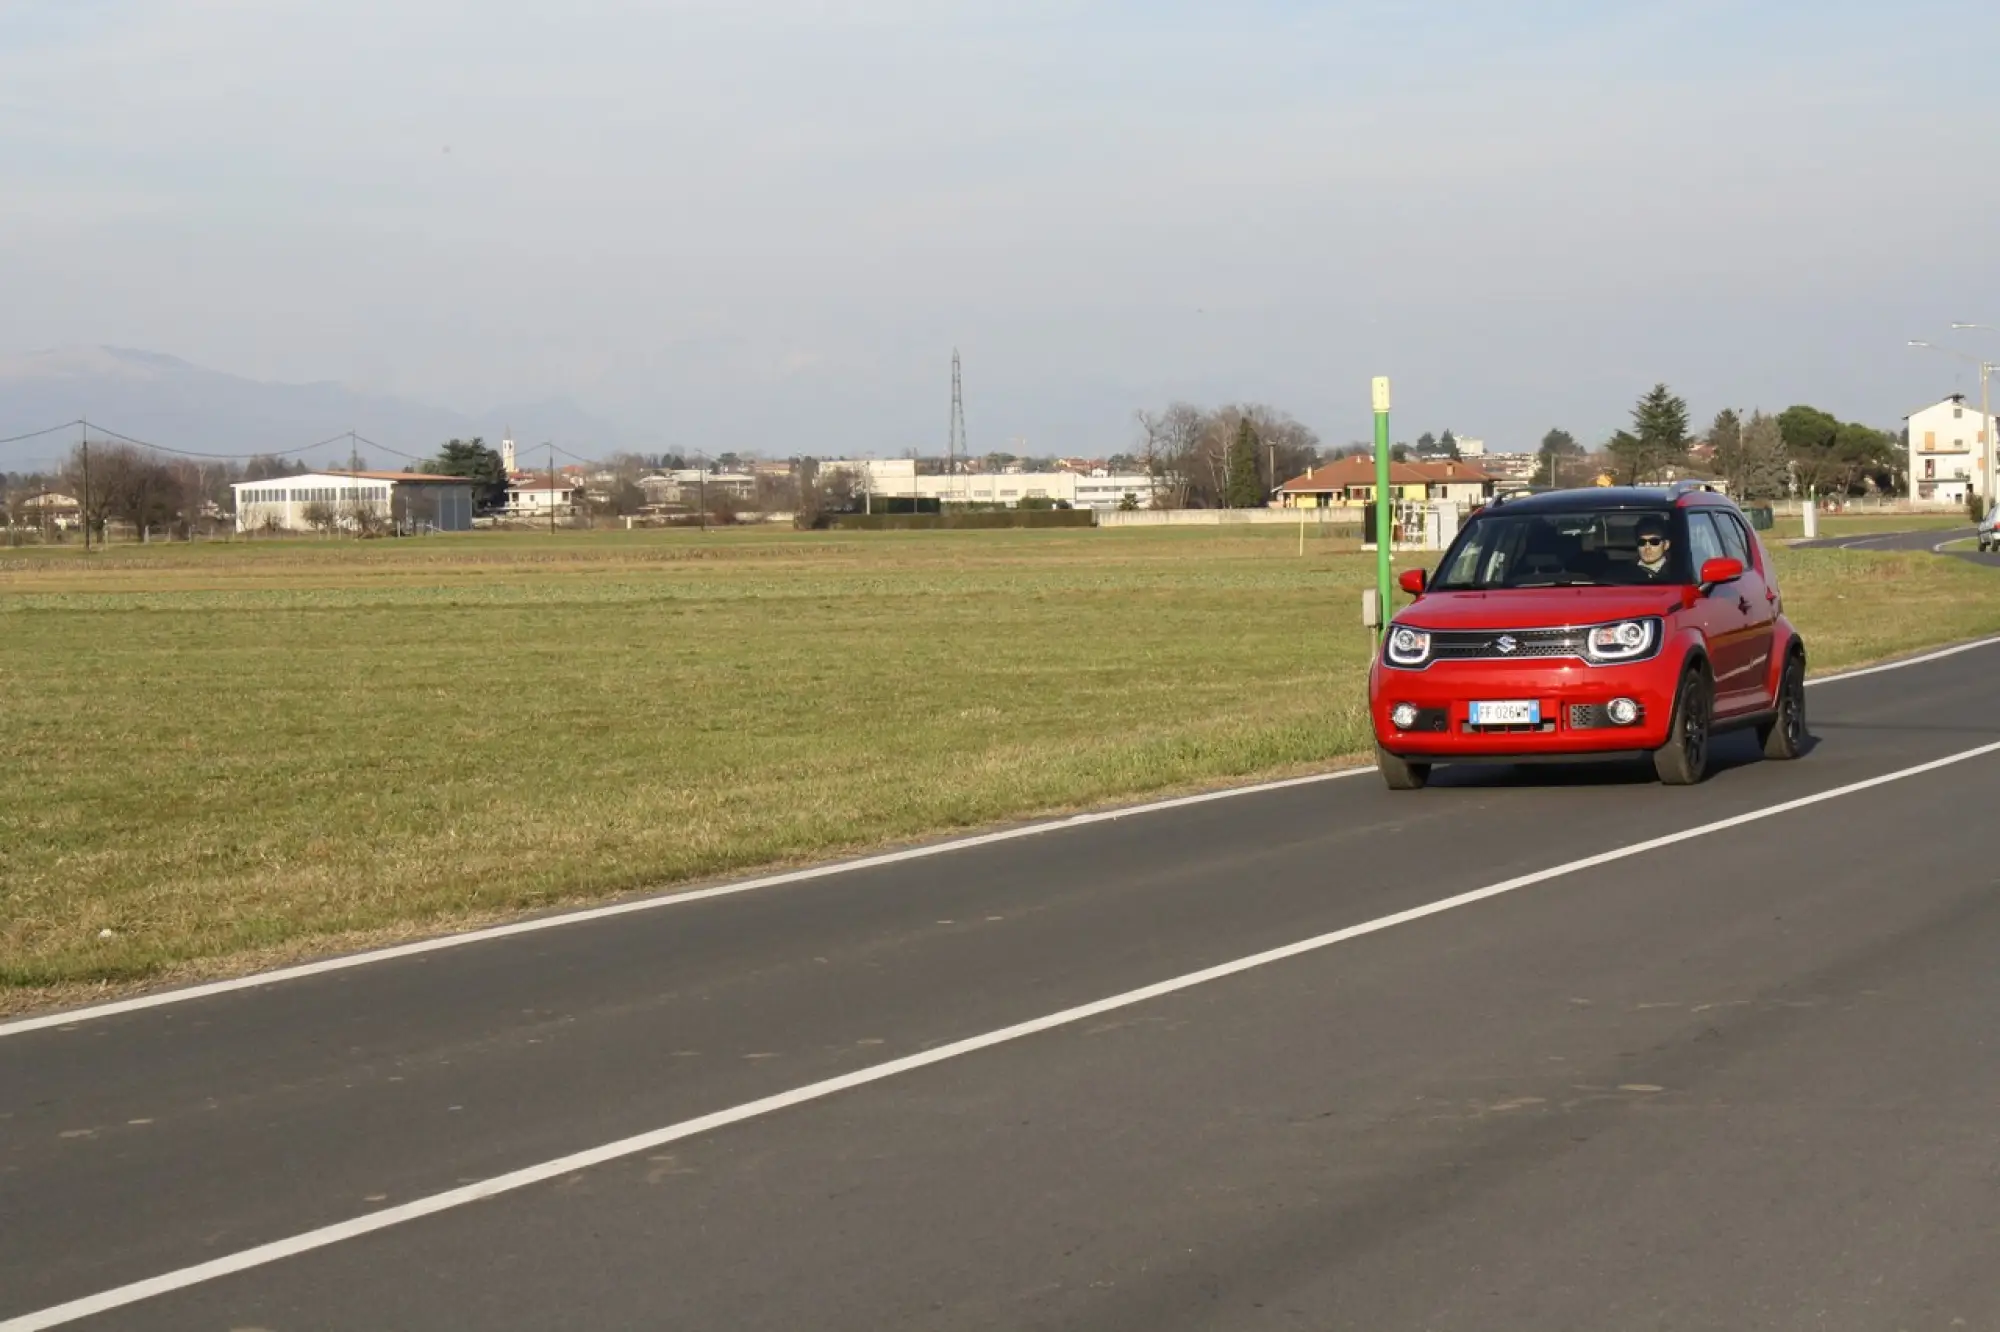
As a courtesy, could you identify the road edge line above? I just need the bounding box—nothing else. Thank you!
[9,735,2000,1331]
[5,632,1999,1039]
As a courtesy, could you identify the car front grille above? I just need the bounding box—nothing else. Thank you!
[1427,628,1587,662]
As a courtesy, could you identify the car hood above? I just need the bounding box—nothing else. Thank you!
[1398,586,1684,631]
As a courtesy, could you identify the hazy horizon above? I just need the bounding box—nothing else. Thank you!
[4,1,1997,463]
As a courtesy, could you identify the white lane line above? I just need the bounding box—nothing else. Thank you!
[8,735,2000,1332]
[5,631,2000,1042]
[1799,633,2000,686]
[0,769,1369,1040]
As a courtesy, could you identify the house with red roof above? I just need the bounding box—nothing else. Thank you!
[1274,456,1496,509]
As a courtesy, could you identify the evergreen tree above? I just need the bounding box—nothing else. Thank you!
[1537,428,1583,486]
[1223,417,1266,508]
[425,438,509,509]
[1708,408,1742,491]
[1440,428,1460,460]
[1737,411,1790,501]
[1778,405,1841,494]
[1415,431,1437,455]
[1609,383,1692,484]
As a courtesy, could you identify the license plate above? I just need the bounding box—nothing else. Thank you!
[1471,700,1540,726]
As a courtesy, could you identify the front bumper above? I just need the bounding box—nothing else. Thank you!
[1371,658,1677,759]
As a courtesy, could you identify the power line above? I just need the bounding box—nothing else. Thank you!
[0,419,84,447]
[80,420,357,462]
[349,434,432,466]
[0,417,435,464]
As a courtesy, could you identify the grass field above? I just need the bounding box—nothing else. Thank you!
[6,523,2000,1003]
[1766,513,1969,540]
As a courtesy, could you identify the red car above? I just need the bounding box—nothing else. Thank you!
[1368,485,1807,789]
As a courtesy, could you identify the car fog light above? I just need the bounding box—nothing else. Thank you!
[1607,697,1640,726]
[1391,702,1419,730]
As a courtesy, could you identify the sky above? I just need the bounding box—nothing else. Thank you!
[2,0,1998,459]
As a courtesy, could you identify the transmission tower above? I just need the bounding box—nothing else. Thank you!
[948,348,967,501]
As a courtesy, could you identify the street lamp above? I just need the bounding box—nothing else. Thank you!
[1910,338,1998,510]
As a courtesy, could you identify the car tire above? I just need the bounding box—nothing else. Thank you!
[1758,650,1808,760]
[1652,663,1714,786]
[1377,744,1430,791]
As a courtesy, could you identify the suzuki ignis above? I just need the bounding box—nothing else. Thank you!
[1368,486,1807,790]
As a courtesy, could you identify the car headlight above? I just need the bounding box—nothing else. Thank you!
[1585,618,1659,663]
[1386,626,1432,667]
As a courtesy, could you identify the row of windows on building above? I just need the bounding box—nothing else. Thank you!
[240,485,392,506]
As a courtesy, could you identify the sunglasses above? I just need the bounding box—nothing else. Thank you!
[1637,536,1666,547]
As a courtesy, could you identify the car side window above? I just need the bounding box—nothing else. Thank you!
[1685,511,1726,567]
[1714,512,1752,567]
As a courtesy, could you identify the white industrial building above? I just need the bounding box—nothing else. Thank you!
[1907,393,1997,505]
[815,459,1156,511]
[231,470,476,533]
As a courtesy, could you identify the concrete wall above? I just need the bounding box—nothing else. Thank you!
[1096,508,1362,528]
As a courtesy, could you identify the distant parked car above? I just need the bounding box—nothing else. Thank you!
[1979,503,1999,553]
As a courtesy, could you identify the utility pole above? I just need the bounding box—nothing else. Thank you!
[548,443,557,537]
[80,421,91,554]
[1953,325,2000,511]
[699,455,708,532]
[349,430,360,537]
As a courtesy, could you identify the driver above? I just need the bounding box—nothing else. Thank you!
[1633,516,1672,580]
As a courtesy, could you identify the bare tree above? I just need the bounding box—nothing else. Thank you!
[66,443,185,542]
[1134,401,1320,508]
[1135,403,1206,507]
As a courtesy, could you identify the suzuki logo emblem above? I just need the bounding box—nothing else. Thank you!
[1495,635,1519,654]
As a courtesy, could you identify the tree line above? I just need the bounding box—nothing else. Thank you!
[1133,402,1323,509]
[1591,384,1901,500]
[1,445,328,541]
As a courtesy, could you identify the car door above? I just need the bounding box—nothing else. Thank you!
[1682,510,1756,714]
[1714,509,1777,709]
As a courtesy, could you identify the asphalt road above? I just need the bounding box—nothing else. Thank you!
[6,639,2000,1331]
[1794,523,2000,566]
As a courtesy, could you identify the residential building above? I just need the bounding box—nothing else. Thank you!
[232,470,475,533]
[505,474,586,517]
[15,491,81,529]
[627,470,759,507]
[1475,451,1544,484]
[1907,393,1997,505]
[1275,457,1496,509]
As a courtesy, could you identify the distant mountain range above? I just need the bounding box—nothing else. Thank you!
[0,347,624,472]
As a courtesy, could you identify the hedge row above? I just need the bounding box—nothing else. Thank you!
[828,511,1097,531]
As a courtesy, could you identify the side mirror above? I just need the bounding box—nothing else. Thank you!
[1398,567,1428,596]
[1699,556,1744,591]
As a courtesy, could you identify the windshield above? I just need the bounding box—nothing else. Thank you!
[1433,508,1691,589]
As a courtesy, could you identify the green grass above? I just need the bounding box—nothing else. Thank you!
[5,524,1999,1000]
[1767,513,1968,540]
